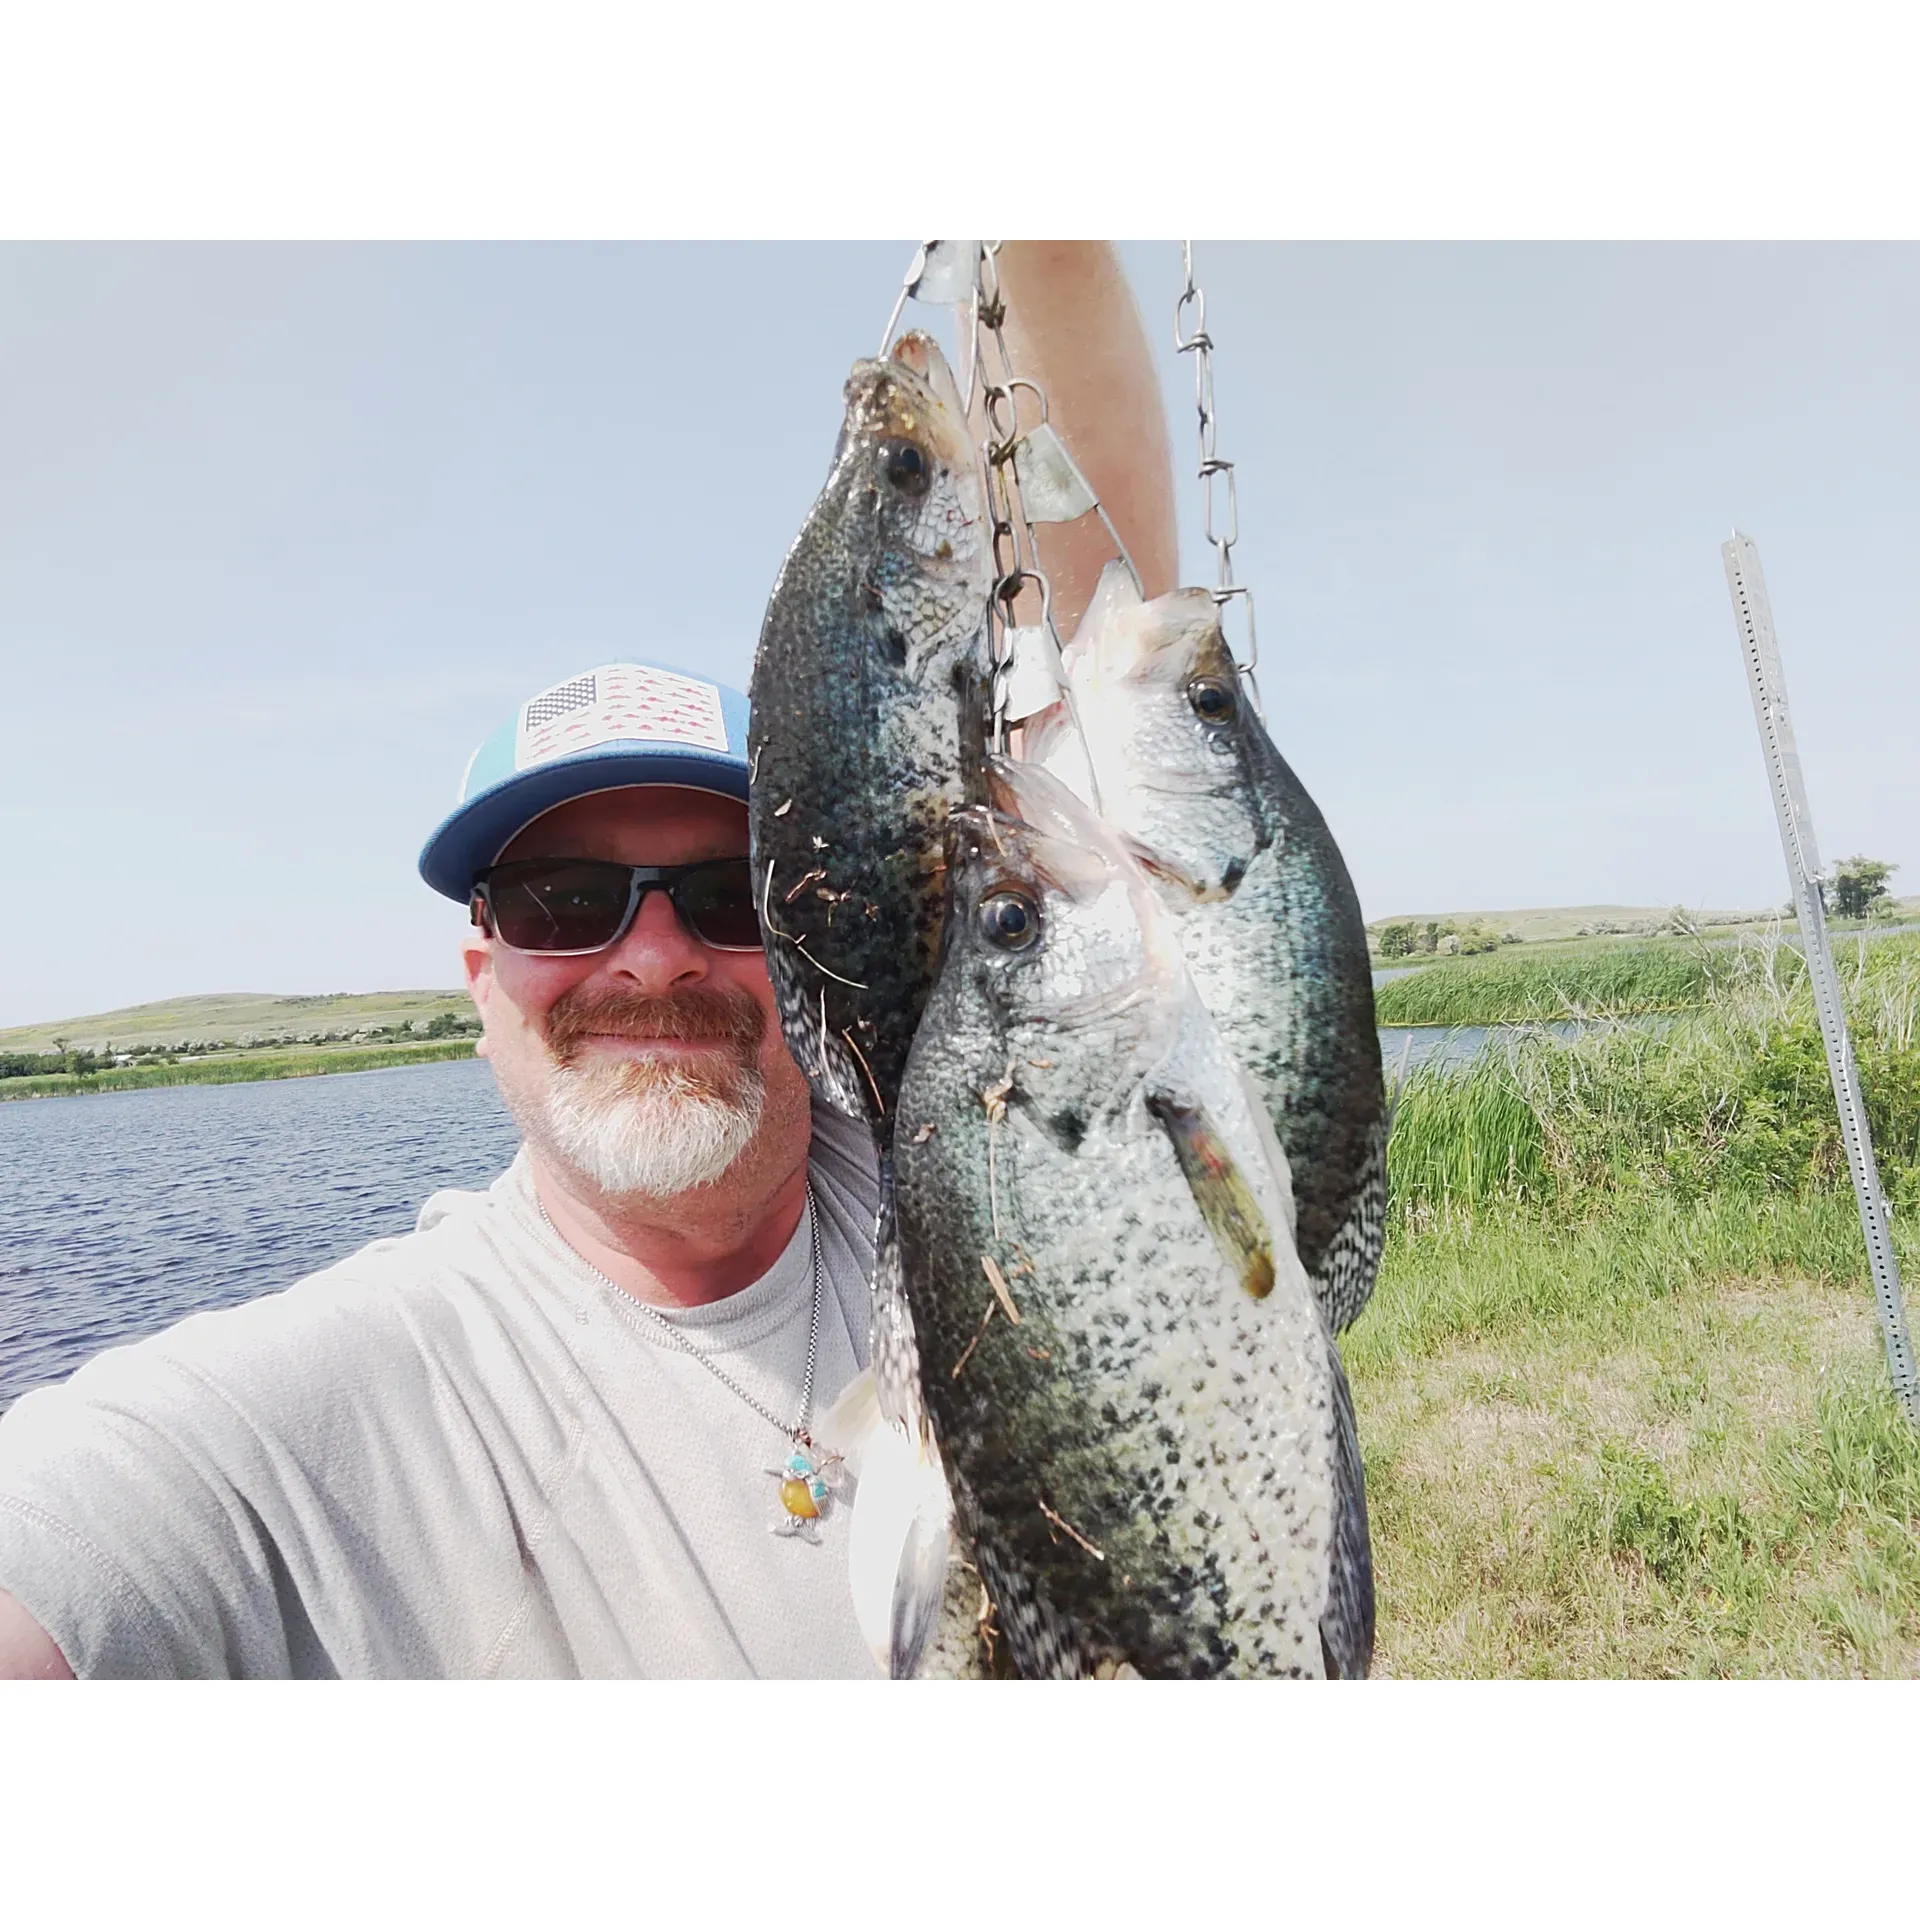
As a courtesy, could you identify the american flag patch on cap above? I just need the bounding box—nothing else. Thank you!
[514,664,730,770]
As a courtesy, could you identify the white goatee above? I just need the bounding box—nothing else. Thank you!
[540,1058,766,1198]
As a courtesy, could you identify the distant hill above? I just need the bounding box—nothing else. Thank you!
[1366,896,1920,950]
[16,890,1920,1046]
[1368,905,1673,943]
[0,990,472,1053]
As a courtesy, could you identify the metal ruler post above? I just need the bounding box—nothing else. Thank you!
[1723,531,1919,1422]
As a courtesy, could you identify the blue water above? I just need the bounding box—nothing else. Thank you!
[0,1057,521,1412]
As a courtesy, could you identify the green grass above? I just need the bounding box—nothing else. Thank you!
[1354,933,1920,1676]
[1351,1199,1920,1675]
[0,1039,478,1101]
[1375,927,1920,1029]
[1375,941,1730,1025]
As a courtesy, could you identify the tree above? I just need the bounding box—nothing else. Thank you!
[1831,856,1897,921]
[1377,923,1414,958]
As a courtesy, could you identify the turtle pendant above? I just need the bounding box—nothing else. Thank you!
[766,1437,843,1543]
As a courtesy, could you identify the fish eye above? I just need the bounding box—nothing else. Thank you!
[881,438,931,496]
[978,889,1040,952]
[1187,676,1237,725]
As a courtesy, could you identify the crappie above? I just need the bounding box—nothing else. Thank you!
[894,757,1373,1678]
[1028,564,1387,1331]
[748,330,991,1129]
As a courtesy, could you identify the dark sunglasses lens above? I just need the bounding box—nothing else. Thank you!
[677,860,763,949]
[485,862,631,952]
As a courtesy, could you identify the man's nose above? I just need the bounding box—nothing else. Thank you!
[600,886,711,993]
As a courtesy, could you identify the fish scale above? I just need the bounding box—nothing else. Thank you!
[894,762,1373,1678]
[747,331,991,1132]
[934,1114,1336,1678]
[1029,565,1388,1332]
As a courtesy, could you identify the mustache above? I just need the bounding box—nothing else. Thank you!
[543,983,766,1065]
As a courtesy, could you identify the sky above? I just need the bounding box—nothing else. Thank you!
[2,241,1917,1029]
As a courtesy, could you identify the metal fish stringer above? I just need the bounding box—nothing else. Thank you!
[1724,531,1918,1425]
[881,242,1141,777]
[1175,242,1262,716]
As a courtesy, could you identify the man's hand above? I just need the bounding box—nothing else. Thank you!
[0,1589,74,1679]
[988,241,1179,639]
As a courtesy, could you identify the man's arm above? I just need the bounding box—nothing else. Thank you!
[0,1588,74,1679]
[987,240,1179,639]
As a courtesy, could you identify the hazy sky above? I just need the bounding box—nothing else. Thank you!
[3,242,1916,1028]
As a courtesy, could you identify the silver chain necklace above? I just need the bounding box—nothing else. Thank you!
[533,1183,844,1543]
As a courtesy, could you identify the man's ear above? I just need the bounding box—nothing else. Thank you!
[461,935,494,1057]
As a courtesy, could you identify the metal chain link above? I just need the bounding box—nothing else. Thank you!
[1175,242,1261,704]
[537,1186,827,1444]
[973,241,1058,754]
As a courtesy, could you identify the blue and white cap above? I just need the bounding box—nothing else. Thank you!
[418,660,752,902]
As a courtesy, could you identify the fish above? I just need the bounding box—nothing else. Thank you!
[892,756,1374,1678]
[1027,563,1388,1332]
[747,329,994,1634]
[747,329,991,1133]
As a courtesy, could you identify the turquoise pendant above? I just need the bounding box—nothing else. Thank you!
[766,1437,843,1542]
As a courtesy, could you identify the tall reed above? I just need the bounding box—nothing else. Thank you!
[1385,930,1920,1228]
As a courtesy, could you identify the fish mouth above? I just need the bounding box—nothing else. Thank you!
[1117,836,1238,906]
[1061,563,1224,690]
[889,329,969,426]
[948,803,1114,913]
[975,759,1127,905]
[844,330,974,472]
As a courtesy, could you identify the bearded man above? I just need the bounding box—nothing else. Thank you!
[0,241,1176,1678]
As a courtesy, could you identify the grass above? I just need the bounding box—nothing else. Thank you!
[1374,926,1920,1028]
[1375,942,1731,1025]
[1351,1200,1920,1676]
[0,1039,478,1101]
[1354,933,1920,1676]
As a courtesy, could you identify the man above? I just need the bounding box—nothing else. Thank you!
[0,241,1176,1678]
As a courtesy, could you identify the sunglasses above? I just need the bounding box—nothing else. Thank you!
[471,856,764,956]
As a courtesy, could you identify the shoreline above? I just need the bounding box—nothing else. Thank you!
[0,1039,480,1103]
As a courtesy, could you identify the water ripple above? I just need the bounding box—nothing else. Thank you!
[0,1058,521,1411]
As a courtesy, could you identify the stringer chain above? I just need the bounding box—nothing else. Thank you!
[972,241,1056,754]
[1175,242,1261,705]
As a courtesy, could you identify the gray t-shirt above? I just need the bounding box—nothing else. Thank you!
[0,1107,884,1678]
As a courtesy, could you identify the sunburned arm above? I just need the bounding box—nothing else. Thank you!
[988,241,1179,638]
[0,1588,74,1679]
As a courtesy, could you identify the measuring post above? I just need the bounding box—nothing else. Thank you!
[1723,531,1919,1423]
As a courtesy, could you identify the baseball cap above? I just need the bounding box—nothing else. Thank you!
[418,660,752,902]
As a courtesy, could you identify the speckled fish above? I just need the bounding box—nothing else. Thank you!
[747,330,990,1131]
[893,757,1373,1679]
[1027,564,1387,1332]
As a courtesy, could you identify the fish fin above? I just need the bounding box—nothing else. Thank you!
[811,1364,880,1464]
[869,1162,925,1431]
[764,943,867,1119]
[889,1461,955,1680]
[855,1159,956,1677]
[1318,1346,1376,1679]
[846,1412,954,1677]
[1146,1089,1278,1299]
[1312,1118,1388,1333]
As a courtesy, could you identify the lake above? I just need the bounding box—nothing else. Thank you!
[1,1026,1514,1411]
[0,1057,521,1412]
